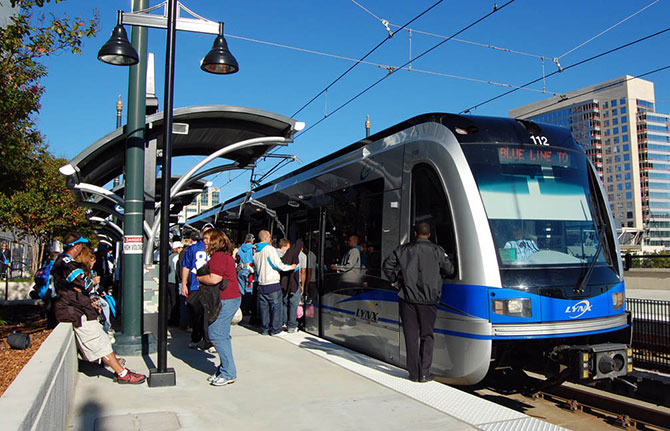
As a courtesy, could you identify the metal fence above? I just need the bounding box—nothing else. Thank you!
[0,234,35,279]
[626,298,670,373]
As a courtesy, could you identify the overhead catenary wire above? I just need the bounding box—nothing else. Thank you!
[460,27,670,114]
[291,0,445,118]
[351,0,548,60]
[354,0,662,63]
[220,1,661,108]
[253,156,297,185]
[296,0,516,138]
[226,32,560,97]
[557,0,660,60]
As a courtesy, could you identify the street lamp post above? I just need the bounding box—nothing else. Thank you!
[98,0,238,387]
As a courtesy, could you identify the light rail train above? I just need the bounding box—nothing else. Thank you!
[194,113,632,385]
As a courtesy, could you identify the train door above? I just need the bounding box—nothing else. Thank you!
[319,178,402,366]
[283,208,322,336]
[402,161,460,375]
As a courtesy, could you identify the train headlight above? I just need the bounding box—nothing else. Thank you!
[611,291,625,310]
[492,298,532,317]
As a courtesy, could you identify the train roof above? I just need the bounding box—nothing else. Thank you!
[225,113,576,204]
[188,112,578,226]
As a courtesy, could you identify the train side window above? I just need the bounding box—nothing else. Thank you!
[411,163,457,258]
[323,178,384,275]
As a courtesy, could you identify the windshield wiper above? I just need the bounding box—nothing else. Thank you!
[574,238,602,294]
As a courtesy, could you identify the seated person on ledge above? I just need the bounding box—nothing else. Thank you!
[52,233,146,385]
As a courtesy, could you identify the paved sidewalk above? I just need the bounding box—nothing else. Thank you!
[68,324,478,431]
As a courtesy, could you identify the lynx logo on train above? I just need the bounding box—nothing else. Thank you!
[565,300,592,319]
[356,308,378,322]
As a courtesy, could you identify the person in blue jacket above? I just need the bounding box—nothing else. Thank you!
[237,233,255,316]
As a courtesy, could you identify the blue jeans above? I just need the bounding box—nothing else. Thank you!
[259,289,282,335]
[282,289,301,330]
[208,296,241,380]
[237,269,251,294]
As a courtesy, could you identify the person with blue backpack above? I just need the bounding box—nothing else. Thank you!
[33,251,58,300]
[31,251,59,327]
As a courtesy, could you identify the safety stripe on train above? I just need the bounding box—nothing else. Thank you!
[321,305,628,340]
[332,281,627,323]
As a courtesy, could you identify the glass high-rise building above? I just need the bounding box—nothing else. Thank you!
[510,76,670,249]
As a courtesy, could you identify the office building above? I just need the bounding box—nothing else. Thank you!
[510,76,670,249]
[178,187,220,223]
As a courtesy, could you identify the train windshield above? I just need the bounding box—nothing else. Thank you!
[463,143,611,268]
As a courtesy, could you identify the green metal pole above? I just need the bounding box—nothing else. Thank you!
[116,0,148,356]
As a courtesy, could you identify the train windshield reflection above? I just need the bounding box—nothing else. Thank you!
[463,143,609,267]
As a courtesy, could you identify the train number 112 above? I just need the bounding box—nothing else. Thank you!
[530,135,549,146]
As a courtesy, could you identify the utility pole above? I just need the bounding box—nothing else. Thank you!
[113,96,123,188]
[115,0,148,356]
[116,94,123,128]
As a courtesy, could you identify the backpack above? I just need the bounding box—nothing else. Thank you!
[33,261,56,299]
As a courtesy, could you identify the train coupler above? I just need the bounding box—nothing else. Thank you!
[554,343,633,381]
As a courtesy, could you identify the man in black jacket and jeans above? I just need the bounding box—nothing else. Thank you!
[383,222,455,382]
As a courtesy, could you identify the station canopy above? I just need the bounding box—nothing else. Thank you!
[84,176,209,222]
[65,105,303,188]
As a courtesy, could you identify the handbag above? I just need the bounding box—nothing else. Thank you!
[196,263,230,323]
[305,300,315,318]
[231,307,243,325]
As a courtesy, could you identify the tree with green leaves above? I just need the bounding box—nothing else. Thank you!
[0,151,94,272]
[0,0,98,271]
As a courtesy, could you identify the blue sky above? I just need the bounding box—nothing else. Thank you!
[34,0,670,203]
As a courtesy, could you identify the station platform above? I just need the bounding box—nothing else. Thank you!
[625,269,670,301]
[67,324,565,431]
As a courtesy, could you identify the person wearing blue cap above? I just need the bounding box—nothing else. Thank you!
[52,233,145,384]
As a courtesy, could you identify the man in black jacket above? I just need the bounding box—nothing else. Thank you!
[382,222,455,382]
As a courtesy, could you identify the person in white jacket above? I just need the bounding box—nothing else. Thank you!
[253,230,296,336]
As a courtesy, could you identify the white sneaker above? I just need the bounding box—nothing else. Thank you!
[287,327,298,334]
[210,377,236,386]
[271,331,287,337]
[206,346,217,354]
[207,373,218,383]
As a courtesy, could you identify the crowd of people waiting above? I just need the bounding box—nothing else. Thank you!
[48,224,318,387]
[167,224,314,386]
[49,221,452,387]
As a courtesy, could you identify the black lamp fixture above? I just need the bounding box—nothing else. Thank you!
[98,11,139,66]
[200,23,239,75]
[97,0,239,388]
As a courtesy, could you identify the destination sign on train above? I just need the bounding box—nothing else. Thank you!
[498,146,571,167]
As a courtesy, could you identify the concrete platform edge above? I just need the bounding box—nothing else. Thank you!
[0,323,77,431]
[282,331,569,431]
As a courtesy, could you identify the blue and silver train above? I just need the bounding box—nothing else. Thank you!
[198,113,632,385]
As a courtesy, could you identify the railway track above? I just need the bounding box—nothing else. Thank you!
[468,371,670,430]
[538,381,670,430]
